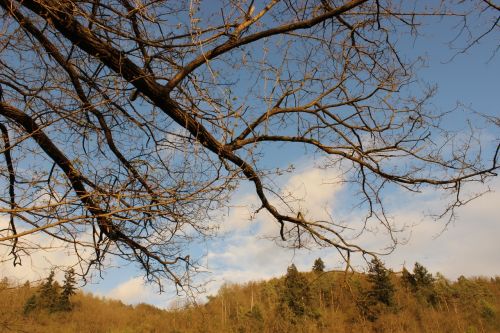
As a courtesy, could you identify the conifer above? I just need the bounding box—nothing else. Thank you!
[367,258,395,306]
[413,262,434,288]
[39,270,58,312]
[58,268,77,311]
[281,264,313,317]
[401,266,417,291]
[312,258,325,273]
[23,295,37,315]
[412,262,437,305]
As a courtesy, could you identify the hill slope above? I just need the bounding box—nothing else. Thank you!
[1,264,499,333]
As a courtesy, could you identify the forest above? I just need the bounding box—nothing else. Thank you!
[1,259,499,333]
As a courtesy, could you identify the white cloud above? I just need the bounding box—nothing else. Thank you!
[0,231,82,284]
[382,178,500,279]
[200,165,349,297]
[0,219,97,285]
[101,276,190,309]
[105,277,150,304]
[281,168,342,219]
[218,194,260,233]
[202,166,500,300]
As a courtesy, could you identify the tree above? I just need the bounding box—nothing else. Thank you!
[23,294,37,316]
[401,266,416,291]
[360,258,395,321]
[405,262,437,305]
[312,258,326,273]
[366,258,395,307]
[58,268,77,311]
[413,262,434,289]
[39,270,58,312]
[24,268,79,314]
[0,0,498,290]
[281,264,313,317]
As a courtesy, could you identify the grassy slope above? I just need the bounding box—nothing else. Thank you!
[1,270,499,333]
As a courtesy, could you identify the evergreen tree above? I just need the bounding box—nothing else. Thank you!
[58,268,77,311]
[367,258,395,306]
[360,258,395,321]
[413,262,434,288]
[401,262,437,305]
[312,258,325,273]
[401,266,417,291]
[412,262,437,305]
[23,295,37,315]
[281,264,313,317]
[39,270,58,312]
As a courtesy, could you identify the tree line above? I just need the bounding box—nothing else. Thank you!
[279,258,440,323]
[0,259,498,332]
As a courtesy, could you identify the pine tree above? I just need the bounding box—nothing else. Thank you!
[413,262,434,288]
[281,264,313,317]
[58,268,77,311]
[367,258,395,306]
[412,262,437,305]
[312,258,325,273]
[23,295,37,315]
[39,270,58,312]
[401,266,417,291]
[360,258,396,321]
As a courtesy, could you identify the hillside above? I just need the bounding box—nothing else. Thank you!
[1,261,499,333]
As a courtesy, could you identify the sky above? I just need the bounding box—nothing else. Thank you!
[0,1,499,309]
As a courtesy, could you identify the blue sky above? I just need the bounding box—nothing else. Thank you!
[0,2,499,309]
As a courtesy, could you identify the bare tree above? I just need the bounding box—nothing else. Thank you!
[0,0,498,290]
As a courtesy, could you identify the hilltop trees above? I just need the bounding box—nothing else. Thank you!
[58,268,77,311]
[413,263,435,289]
[402,262,437,305]
[3,268,500,333]
[401,267,416,291]
[366,258,395,307]
[312,258,326,273]
[281,264,314,318]
[0,0,498,289]
[24,269,78,314]
[38,270,58,312]
[360,258,395,320]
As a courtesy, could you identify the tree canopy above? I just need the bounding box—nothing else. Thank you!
[312,258,325,273]
[0,0,498,290]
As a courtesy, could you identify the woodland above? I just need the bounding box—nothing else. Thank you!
[1,259,499,332]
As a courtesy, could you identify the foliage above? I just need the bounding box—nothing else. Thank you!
[360,258,396,321]
[23,269,78,314]
[401,262,437,305]
[401,267,417,291]
[312,258,326,273]
[281,264,314,318]
[23,295,37,315]
[38,270,58,312]
[58,268,77,311]
[413,263,434,289]
[367,258,395,306]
